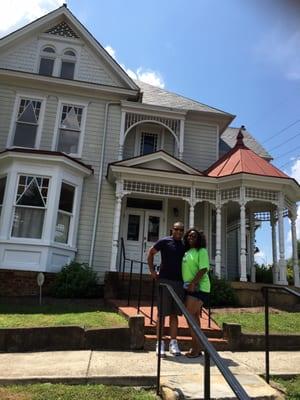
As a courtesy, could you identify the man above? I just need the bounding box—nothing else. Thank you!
[147,221,185,356]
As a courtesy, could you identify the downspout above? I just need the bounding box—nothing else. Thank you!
[89,101,120,267]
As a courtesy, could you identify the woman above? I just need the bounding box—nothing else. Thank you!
[182,229,210,358]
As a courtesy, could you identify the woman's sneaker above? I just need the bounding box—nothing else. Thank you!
[156,340,165,357]
[169,339,181,356]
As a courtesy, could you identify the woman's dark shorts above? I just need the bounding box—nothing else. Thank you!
[157,278,184,317]
[185,290,210,305]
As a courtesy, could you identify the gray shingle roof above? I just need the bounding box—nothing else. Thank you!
[220,127,272,160]
[135,80,233,115]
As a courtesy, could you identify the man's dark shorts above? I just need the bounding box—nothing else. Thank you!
[157,278,184,317]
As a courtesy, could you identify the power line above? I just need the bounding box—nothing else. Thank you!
[262,118,300,144]
[273,144,300,160]
[268,131,300,152]
[279,156,300,169]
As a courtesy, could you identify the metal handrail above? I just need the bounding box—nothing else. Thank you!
[261,285,300,383]
[157,283,250,399]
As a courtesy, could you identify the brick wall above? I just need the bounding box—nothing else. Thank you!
[0,269,57,296]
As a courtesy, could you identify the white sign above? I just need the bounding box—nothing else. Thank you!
[37,272,45,287]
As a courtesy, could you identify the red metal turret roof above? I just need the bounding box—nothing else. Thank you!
[205,127,289,179]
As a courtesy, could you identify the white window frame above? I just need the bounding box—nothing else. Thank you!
[135,124,162,156]
[38,45,56,76]
[52,98,88,158]
[10,174,51,241]
[54,180,77,246]
[7,93,46,149]
[0,175,7,223]
[60,48,77,80]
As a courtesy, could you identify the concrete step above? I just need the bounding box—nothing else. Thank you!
[144,324,223,338]
[144,335,229,351]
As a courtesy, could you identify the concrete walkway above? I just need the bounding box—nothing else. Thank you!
[0,350,299,398]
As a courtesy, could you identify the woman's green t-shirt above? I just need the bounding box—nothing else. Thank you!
[182,247,210,293]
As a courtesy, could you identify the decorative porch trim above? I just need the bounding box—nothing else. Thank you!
[123,180,191,198]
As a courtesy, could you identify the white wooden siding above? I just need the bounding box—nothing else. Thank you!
[0,85,15,150]
[183,121,218,170]
[0,38,38,72]
[123,128,136,159]
[77,47,122,87]
[163,129,175,155]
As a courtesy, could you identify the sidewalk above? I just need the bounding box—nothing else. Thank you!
[0,350,298,398]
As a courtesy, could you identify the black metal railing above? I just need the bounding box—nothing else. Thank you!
[261,285,300,383]
[157,283,250,399]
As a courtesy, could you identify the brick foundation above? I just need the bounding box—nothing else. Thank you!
[0,269,57,297]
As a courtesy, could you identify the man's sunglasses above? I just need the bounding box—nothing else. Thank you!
[173,228,184,232]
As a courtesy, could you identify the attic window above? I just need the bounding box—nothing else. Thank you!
[39,45,56,76]
[60,49,76,80]
[140,132,158,155]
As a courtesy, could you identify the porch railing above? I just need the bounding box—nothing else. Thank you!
[157,282,250,399]
[261,285,300,383]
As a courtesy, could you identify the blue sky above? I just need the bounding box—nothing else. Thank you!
[1,0,300,264]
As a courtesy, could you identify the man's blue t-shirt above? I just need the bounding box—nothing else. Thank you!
[153,236,185,282]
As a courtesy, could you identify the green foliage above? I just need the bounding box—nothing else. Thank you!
[210,275,239,307]
[51,261,99,298]
[255,263,273,283]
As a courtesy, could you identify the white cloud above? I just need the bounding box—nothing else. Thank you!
[105,45,165,88]
[0,0,64,36]
[254,250,267,264]
[256,28,300,80]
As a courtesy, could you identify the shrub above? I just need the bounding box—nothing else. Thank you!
[209,275,239,307]
[51,261,99,298]
[255,263,273,283]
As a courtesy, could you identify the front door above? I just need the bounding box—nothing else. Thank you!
[123,209,162,273]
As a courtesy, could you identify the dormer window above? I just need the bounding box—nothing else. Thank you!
[140,132,158,155]
[60,49,76,80]
[39,46,56,76]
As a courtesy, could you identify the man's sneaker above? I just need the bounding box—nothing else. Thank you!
[156,340,165,357]
[169,339,181,356]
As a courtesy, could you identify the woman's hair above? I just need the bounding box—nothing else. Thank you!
[183,228,207,251]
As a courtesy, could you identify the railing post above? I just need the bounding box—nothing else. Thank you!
[264,287,270,383]
[127,260,133,306]
[204,350,211,399]
[156,284,164,396]
[150,276,155,325]
[137,261,143,313]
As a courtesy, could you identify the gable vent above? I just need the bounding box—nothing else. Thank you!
[45,21,80,38]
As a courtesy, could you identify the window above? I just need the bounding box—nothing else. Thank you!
[54,182,75,244]
[127,215,140,241]
[60,49,76,79]
[12,98,42,148]
[11,175,49,239]
[0,176,7,218]
[56,104,84,155]
[140,132,158,155]
[39,46,56,76]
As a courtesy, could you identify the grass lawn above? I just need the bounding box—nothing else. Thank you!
[213,311,300,334]
[0,384,157,400]
[0,301,127,329]
[273,376,300,399]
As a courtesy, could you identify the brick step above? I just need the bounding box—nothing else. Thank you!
[144,325,223,338]
[144,335,229,351]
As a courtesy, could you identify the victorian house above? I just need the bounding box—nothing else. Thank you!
[0,5,299,289]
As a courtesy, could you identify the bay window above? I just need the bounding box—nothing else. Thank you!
[54,182,75,244]
[0,176,7,218]
[11,175,49,239]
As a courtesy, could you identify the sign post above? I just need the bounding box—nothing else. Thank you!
[37,272,45,305]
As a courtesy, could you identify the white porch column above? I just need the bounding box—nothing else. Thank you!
[277,194,288,285]
[215,192,222,279]
[249,212,256,282]
[239,187,247,281]
[118,111,126,160]
[291,207,300,287]
[110,180,124,271]
[271,211,279,284]
[189,204,195,228]
[179,119,185,160]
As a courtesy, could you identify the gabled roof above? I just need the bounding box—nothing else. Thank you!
[108,150,203,176]
[0,5,139,91]
[206,128,289,179]
[220,127,272,160]
[136,80,234,117]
